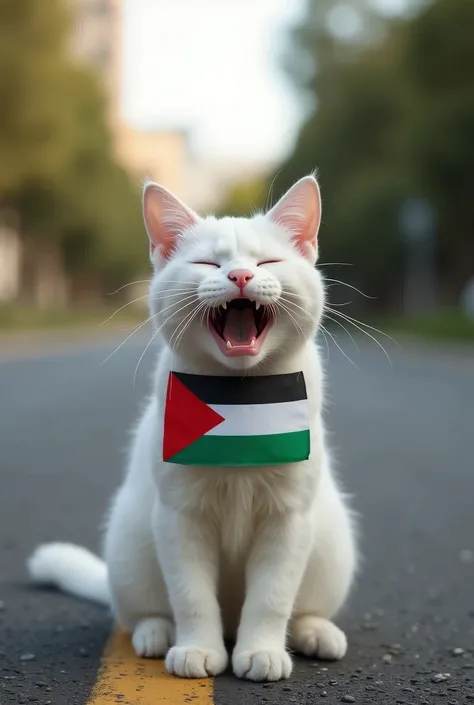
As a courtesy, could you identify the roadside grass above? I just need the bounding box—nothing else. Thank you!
[0,303,144,333]
[2,304,473,344]
[375,308,474,343]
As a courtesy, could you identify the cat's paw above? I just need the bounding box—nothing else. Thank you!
[132,617,174,658]
[165,646,228,678]
[290,615,347,660]
[232,648,292,681]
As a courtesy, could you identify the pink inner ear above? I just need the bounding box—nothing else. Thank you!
[143,184,199,261]
[267,176,322,260]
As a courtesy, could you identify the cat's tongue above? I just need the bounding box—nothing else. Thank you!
[223,308,257,346]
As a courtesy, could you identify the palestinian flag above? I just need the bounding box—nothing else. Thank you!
[163,372,310,466]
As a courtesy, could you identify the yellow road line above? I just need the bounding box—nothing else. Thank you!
[87,630,214,705]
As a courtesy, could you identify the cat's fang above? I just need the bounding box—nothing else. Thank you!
[226,340,233,349]
[255,303,262,311]
[250,338,256,347]
[222,301,227,310]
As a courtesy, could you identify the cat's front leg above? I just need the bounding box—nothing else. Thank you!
[153,504,228,678]
[232,512,311,682]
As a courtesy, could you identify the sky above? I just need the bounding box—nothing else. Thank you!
[122,0,407,164]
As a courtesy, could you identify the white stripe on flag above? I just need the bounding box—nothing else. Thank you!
[207,400,309,437]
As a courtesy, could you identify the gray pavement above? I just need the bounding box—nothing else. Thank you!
[0,333,473,704]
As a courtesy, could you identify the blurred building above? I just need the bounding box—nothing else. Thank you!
[69,0,191,201]
[0,222,21,302]
[0,0,270,303]
[68,0,271,213]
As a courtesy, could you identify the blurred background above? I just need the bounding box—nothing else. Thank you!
[0,0,473,341]
[1,5,473,701]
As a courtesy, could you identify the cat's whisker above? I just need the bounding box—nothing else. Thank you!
[278,297,319,326]
[156,280,200,286]
[107,279,151,295]
[265,168,284,211]
[133,323,164,387]
[323,278,375,299]
[154,290,198,300]
[317,325,330,359]
[276,301,306,340]
[174,302,208,349]
[102,291,197,328]
[326,308,394,366]
[155,297,201,333]
[281,290,321,305]
[171,301,208,351]
[153,295,200,322]
[199,307,207,325]
[199,301,220,330]
[325,307,400,347]
[155,286,197,292]
[169,299,209,350]
[177,303,209,349]
[278,295,358,366]
[323,314,359,352]
[169,311,197,350]
[320,323,358,368]
[133,297,201,382]
[101,313,158,365]
[102,296,198,366]
[286,292,352,309]
[100,294,151,325]
[155,287,198,294]
[280,295,358,365]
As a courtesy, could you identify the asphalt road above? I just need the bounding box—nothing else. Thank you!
[1,332,473,705]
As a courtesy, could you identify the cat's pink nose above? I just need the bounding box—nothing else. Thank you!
[228,269,254,291]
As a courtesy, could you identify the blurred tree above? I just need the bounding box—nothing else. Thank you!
[270,0,474,311]
[218,178,268,218]
[0,0,74,193]
[0,0,145,305]
[403,0,474,299]
[15,67,145,292]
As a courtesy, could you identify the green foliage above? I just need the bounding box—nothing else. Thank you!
[269,0,474,310]
[0,301,142,332]
[0,0,146,299]
[0,0,74,193]
[374,308,474,343]
[218,178,268,218]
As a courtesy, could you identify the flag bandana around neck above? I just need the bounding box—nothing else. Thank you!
[162,372,310,466]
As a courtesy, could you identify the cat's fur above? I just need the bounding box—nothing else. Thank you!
[28,175,357,682]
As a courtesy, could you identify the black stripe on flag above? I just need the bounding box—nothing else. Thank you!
[172,372,307,406]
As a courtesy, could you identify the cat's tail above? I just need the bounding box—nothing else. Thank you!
[27,542,110,606]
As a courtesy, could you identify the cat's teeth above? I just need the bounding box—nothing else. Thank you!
[255,303,262,311]
[250,338,256,347]
[226,340,232,349]
[221,301,227,310]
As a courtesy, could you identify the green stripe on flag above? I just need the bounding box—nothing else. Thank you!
[166,430,310,466]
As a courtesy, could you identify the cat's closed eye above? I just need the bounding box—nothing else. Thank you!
[192,261,220,267]
[257,260,283,266]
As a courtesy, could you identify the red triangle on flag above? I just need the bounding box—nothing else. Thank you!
[163,373,225,461]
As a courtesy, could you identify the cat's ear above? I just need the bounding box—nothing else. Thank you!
[267,175,322,263]
[142,182,199,263]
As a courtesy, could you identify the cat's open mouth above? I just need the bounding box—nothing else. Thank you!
[209,298,273,357]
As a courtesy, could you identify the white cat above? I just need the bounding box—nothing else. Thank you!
[28,175,357,682]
